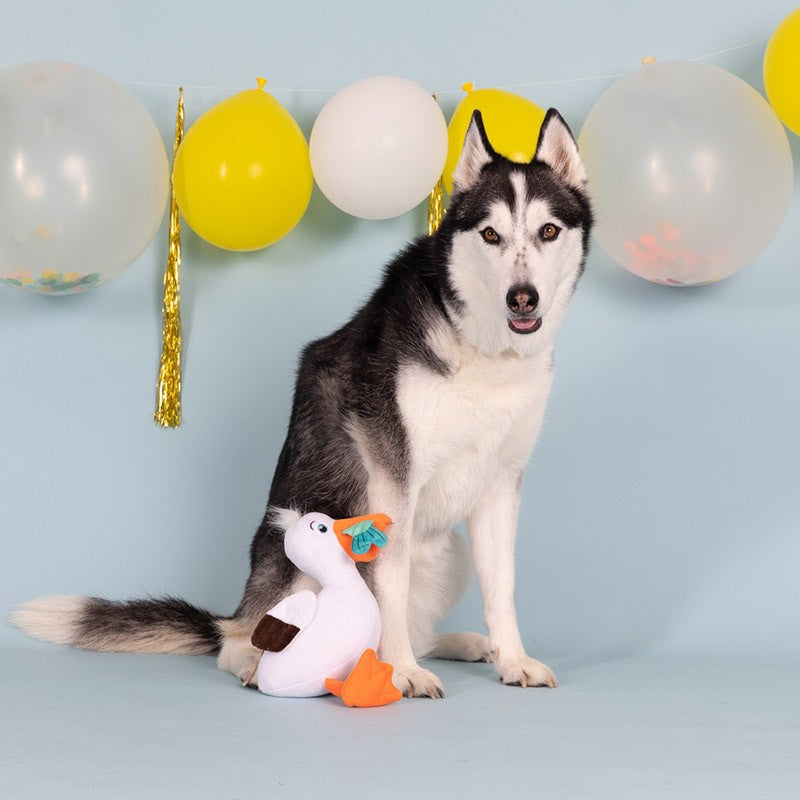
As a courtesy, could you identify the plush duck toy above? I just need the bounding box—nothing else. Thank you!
[251,511,402,707]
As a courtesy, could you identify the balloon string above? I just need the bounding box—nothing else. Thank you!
[0,39,767,96]
[689,38,767,62]
[452,38,768,93]
[485,71,626,93]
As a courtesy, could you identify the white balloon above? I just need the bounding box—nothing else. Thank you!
[0,62,169,294]
[310,76,447,220]
[578,61,793,285]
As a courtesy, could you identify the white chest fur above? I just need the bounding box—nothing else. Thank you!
[396,340,553,534]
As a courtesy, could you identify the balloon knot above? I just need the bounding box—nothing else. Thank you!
[462,82,475,93]
[256,77,268,90]
[641,56,657,65]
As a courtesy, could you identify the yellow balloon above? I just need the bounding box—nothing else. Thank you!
[443,83,546,194]
[173,79,312,251]
[764,8,800,136]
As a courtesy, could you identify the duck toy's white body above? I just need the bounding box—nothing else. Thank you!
[252,511,395,702]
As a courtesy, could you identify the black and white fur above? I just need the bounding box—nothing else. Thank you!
[12,109,592,697]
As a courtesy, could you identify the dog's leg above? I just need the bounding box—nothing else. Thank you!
[376,546,446,698]
[370,481,445,699]
[467,470,557,688]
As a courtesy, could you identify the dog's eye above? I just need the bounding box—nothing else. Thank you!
[540,223,561,241]
[481,227,500,245]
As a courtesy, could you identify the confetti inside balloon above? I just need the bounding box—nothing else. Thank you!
[0,62,169,294]
[579,61,793,285]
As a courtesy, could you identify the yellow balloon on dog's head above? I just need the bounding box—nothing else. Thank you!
[173,80,312,251]
[443,83,546,194]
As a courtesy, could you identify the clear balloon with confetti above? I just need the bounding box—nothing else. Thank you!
[0,62,168,294]
[578,61,793,286]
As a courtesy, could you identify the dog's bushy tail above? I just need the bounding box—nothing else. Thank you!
[10,595,223,655]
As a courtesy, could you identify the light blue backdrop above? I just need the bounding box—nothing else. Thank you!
[1,2,799,798]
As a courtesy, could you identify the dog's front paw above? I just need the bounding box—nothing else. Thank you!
[392,663,446,698]
[496,656,557,688]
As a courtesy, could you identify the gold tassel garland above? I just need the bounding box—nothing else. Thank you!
[427,174,444,236]
[154,87,185,428]
[426,91,446,237]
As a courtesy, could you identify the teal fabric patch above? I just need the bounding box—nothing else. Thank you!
[344,520,388,555]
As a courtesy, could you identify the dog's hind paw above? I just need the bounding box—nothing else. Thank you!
[496,655,557,688]
[216,629,262,688]
[239,660,260,688]
[431,632,494,663]
[392,664,445,699]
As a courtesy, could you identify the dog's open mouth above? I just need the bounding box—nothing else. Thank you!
[507,316,542,334]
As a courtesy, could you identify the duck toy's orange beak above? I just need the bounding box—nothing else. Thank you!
[333,514,391,562]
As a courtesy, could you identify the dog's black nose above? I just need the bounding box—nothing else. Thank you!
[506,284,539,314]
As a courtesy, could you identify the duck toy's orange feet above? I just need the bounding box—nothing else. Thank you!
[325,649,402,708]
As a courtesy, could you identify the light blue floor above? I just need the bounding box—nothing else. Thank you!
[2,636,797,799]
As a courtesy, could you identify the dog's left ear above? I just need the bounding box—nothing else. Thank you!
[533,109,587,190]
[452,110,496,194]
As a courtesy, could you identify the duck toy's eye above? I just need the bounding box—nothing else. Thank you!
[310,520,329,534]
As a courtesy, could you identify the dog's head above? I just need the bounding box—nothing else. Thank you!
[439,109,592,357]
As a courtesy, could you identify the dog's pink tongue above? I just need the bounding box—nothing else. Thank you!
[511,318,538,330]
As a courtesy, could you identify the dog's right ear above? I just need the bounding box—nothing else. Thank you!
[451,110,496,194]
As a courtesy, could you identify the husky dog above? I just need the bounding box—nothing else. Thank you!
[13,109,592,697]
